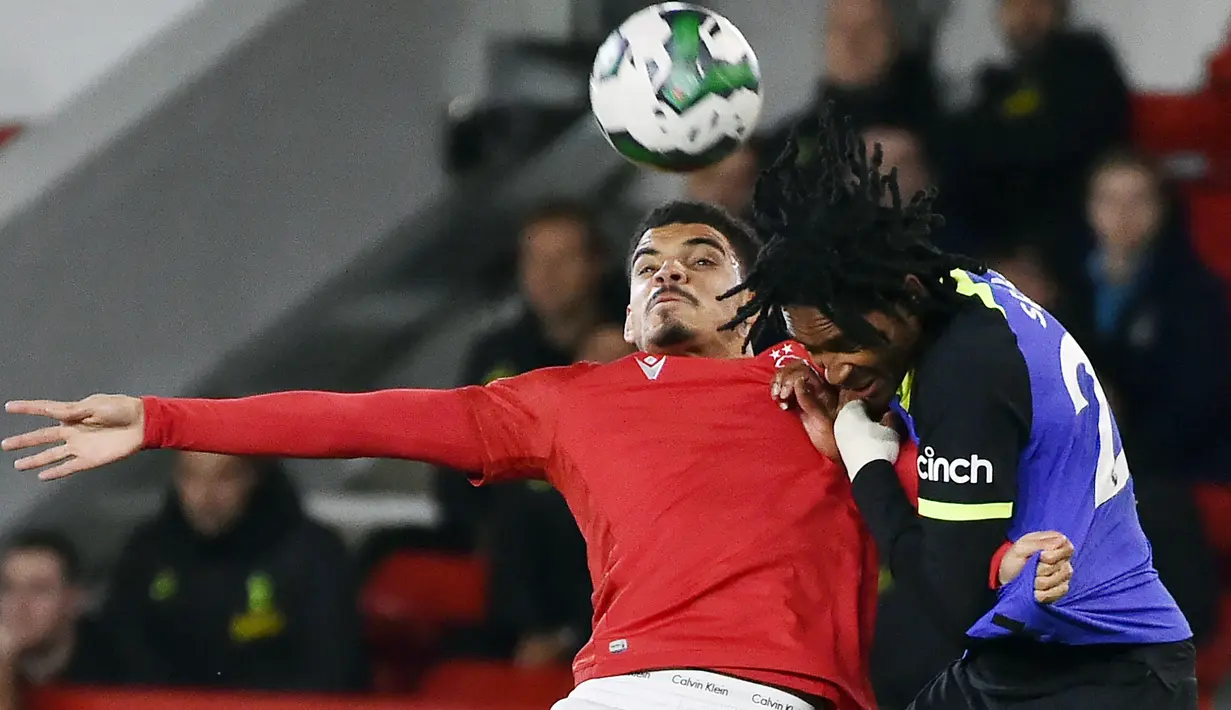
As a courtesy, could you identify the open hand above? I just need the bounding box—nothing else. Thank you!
[2,394,145,480]
[772,360,841,461]
[998,531,1075,603]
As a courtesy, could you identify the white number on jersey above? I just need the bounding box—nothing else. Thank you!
[1059,332,1130,507]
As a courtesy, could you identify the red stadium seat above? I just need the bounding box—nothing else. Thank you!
[416,660,574,707]
[1131,93,1226,159]
[360,552,487,692]
[362,551,487,626]
[1194,484,1231,559]
[1185,189,1231,281]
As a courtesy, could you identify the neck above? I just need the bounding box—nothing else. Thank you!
[645,334,749,360]
[539,305,600,354]
[20,629,75,683]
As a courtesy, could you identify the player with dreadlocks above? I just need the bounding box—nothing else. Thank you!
[733,107,1198,709]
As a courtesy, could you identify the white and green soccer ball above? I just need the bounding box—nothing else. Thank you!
[589,2,762,172]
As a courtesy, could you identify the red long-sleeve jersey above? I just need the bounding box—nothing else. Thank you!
[142,344,917,710]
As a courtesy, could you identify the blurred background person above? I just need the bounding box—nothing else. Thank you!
[859,123,976,254]
[0,531,113,710]
[1073,149,1231,484]
[947,0,1131,264]
[434,200,620,551]
[767,0,941,171]
[102,453,366,691]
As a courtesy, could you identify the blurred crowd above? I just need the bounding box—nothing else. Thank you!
[2,0,1229,709]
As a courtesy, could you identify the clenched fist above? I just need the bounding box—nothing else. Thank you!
[999,531,1075,604]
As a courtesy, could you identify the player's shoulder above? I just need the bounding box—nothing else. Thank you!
[914,303,1030,404]
[486,361,605,390]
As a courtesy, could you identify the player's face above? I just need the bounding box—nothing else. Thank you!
[173,452,259,538]
[0,550,77,650]
[625,223,749,357]
[782,305,919,414]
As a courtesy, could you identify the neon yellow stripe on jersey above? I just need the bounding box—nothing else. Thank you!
[950,269,1005,316]
[896,369,915,412]
[918,498,1014,521]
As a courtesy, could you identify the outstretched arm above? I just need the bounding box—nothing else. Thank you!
[4,370,565,481]
[142,390,490,467]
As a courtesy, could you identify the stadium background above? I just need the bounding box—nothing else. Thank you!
[0,0,1228,708]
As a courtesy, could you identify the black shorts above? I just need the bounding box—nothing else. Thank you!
[907,639,1197,710]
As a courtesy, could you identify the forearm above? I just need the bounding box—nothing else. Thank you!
[142,389,488,471]
[852,460,1003,639]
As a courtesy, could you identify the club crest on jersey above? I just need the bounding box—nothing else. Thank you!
[637,355,666,380]
[769,344,804,369]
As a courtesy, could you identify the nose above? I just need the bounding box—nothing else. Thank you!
[653,260,687,284]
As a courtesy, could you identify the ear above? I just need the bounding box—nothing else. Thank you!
[623,305,635,346]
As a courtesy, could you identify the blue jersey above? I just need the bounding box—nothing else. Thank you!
[866,269,1191,646]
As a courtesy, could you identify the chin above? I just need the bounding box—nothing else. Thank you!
[649,322,696,350]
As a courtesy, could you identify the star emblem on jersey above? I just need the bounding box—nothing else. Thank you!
[770,344,801,369]
[637,355,666,380]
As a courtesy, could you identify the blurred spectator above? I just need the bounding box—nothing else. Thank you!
[1074,149,1231,481]
[103,453,366,691]
[0,531,113,710]
[949,0,1130,256]
[863,124,932,202]
[684,139,762,220]
[821,0,939,135]
[435,200,617,548]
[860,124,973,254]
[767,0,940,171]
[1070,149,1227,643]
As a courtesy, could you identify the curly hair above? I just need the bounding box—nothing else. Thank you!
[720,103,984,347]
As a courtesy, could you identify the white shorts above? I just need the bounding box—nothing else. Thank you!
[552,669,817,710]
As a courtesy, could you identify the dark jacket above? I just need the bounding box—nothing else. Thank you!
[948,30,1131,253]
[45,618,118,686]
[765,51,941,166]
[102,464,367,691]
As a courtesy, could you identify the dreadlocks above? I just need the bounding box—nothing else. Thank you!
[720,104,984,348]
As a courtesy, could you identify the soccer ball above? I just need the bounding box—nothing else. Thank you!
[589,3,762,172]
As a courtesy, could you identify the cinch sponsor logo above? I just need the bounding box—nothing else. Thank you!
[917,446,994,484]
